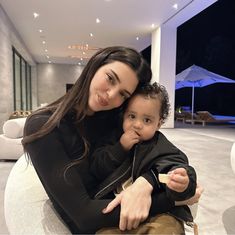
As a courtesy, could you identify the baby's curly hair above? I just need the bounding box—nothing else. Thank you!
[133,82,170,123]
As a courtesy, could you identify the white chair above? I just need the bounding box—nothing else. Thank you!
[4,154,71,235]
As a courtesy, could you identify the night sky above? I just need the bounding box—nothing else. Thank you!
[142,0,235,116]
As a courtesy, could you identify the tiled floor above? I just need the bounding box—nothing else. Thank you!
[161,123,235,234]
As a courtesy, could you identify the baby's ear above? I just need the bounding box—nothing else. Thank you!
[156,119,163,129]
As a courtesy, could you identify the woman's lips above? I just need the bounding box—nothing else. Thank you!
[98,95,109,106]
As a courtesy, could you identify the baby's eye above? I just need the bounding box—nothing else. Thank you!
[144,118,152,124]
[128,114,135,119]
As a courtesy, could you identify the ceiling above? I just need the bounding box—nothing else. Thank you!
[0,0,216,65]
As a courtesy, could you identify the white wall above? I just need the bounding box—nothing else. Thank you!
[0,5,36,132]
[37,64,84,105]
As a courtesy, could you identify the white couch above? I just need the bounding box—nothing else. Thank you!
[4,154,71,235]
[0,118,26,160]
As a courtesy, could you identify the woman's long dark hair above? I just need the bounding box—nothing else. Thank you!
[22,46,151,164]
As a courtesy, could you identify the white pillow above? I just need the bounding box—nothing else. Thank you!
[3,118,27,138]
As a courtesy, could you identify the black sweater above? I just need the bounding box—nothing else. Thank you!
[24,111,175,234]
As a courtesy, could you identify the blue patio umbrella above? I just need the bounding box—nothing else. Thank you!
[175,64,235,118]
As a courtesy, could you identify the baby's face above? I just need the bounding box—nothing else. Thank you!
[123,94,162,141]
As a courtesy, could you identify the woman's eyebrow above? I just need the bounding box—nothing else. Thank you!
[110,69,132,96]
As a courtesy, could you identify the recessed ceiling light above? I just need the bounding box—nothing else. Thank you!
[33,12,39,18]
[90,33,93,37]
[81,58,83,61]
[39,29,43,33]
[45,49,48,52]
[136,37,139,40]
[42,41,46,44]
[172,3,178,10]
[46,55,50,59]
[96,18,100,23]
[151,23,155,28]
[82,52,86,55]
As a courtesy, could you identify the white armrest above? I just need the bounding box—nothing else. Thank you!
[3,118,26,138]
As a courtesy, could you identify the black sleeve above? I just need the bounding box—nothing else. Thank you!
[154,149,197,201]
[149,191,175,216]
[142,164,197,202]
[149,134,197,201]
[24,117,121,234]
[90,139,129,181]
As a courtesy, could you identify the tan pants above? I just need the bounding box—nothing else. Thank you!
[97,214,185,235]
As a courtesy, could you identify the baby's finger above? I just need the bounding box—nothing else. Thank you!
[171,168,187,176]
[167,180,186,192]
[169,173,188,184]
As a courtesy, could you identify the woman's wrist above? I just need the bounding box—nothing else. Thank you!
[134,176,153,194]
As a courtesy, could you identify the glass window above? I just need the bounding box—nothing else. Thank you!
[21,59,26,110]
[26,65,32,110]
[13,52,21,110]
[12,47,32,111]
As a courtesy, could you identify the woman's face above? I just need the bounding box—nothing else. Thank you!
[88,61,138,114]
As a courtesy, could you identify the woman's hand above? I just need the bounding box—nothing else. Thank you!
[166,168,189,192]
[102,176,153,231]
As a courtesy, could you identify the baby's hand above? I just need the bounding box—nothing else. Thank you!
[120,130,140,151]
[166,168,189,192]
[175,185,204,206]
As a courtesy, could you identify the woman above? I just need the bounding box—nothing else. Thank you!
[22,46,194,234]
